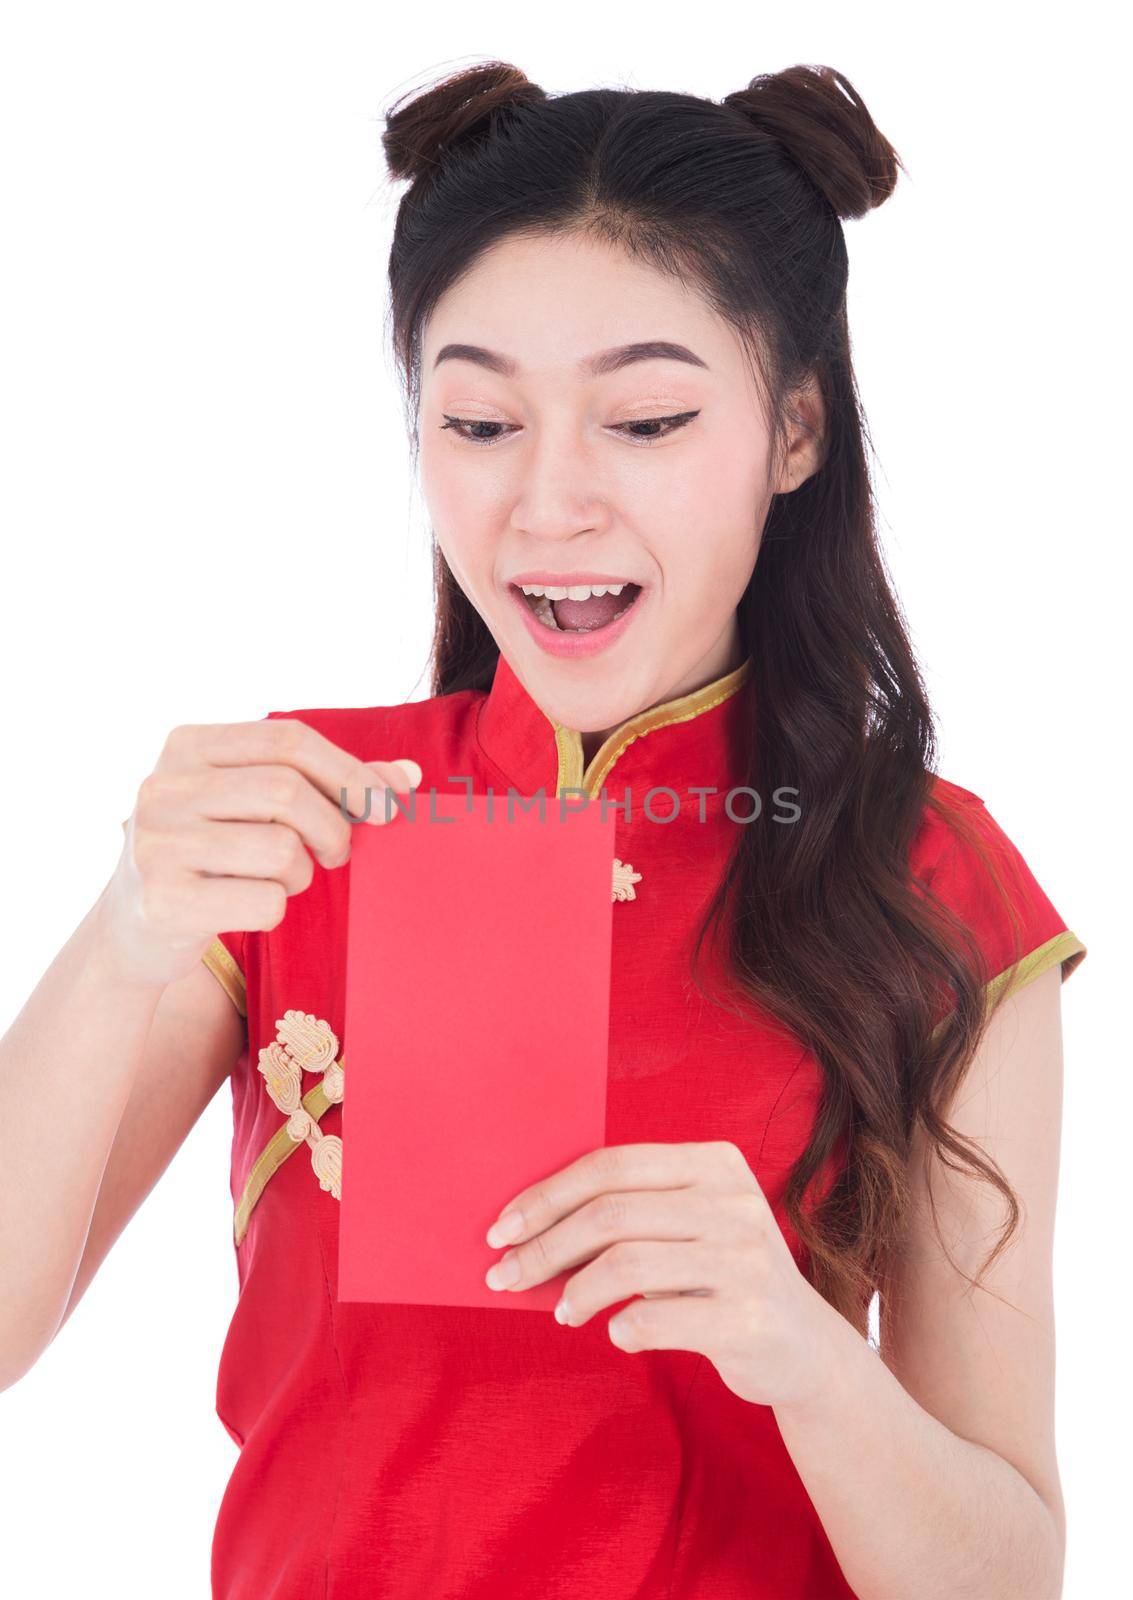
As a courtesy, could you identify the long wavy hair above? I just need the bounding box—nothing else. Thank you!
[379,60,1027,1335]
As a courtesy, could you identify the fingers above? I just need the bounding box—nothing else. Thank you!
[487,1188,715,1294]
[117,721,426,983]
[145,721,424,871]
[386,758,423,789]
[555,1240,714,1326]
[151,820,320,896]
[129,869,292,951]
[490,1141,719,1248]
[263,721,408,818]
[161,718,417,820]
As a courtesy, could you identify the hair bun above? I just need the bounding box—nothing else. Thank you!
[383,60,546,186]
[724,65,903,220]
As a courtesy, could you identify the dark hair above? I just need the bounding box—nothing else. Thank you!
[380,60,1027,1335]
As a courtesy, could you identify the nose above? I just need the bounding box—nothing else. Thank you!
[509,418,611,544]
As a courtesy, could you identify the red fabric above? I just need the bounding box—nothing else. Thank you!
[208,653,1085,1599]
[915,781,1087,1013]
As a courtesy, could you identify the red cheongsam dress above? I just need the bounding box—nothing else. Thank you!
[199,650,1087,1599]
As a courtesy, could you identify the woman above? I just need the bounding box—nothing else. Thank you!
[0,60,1087,1599]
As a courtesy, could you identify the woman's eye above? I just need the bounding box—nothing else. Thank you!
[440,417,517,446]
[439,411,700,448]
[615,411,700,442]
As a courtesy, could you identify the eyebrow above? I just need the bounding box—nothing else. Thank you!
[431,340,710,378]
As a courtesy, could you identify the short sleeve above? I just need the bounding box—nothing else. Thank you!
[202,931,248,1019]
[923,788,1087,1025]
[120,814,248,1019]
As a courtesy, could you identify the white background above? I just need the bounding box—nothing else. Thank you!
[0,4,1125,1595]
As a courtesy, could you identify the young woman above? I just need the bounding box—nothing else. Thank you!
[0,60,1087,1600]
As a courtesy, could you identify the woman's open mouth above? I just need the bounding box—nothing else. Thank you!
[506,577,648,659]
[511,581,643,633]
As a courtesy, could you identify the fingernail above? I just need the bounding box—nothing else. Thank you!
[554,1298,571,1325]
[486,1254,520,1290]
[392,759,423,789]
[486,1209,524,1247]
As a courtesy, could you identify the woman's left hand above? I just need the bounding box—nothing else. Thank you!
[484,1139,851,1408]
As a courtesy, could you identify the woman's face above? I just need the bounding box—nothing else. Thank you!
[418,231,821,737]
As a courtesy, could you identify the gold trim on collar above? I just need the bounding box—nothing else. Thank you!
[551,655,752,799]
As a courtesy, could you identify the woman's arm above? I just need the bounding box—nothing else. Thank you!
[0,881,244,1390]
[54,940,245,1334]
[773,963,1067,1600]
[0,716,418,1392]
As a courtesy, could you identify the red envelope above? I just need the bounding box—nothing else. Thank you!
[339,789,615,1310]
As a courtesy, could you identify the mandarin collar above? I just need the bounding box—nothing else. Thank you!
[475,650,754,801]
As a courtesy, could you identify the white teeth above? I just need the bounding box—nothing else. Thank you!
[519,582,628,600]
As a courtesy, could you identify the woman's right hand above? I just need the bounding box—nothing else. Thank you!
[100,718,422,991]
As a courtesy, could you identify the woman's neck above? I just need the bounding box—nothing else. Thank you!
[578,623,747,767]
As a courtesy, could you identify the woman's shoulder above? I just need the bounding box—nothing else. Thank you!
[909,773,987,873]
[911,772,1087,995]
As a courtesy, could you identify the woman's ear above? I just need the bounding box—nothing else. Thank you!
[772,373,827,493]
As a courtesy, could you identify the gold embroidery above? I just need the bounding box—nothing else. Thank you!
[311,1134,343,1196]
[258,1040,303,1112]
[612,858,642,902]
[254,1010,345,1214]
[233,1075,338,1247]
[275,1009,337,1073]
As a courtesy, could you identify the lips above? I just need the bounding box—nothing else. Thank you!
[506,579,647,660]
